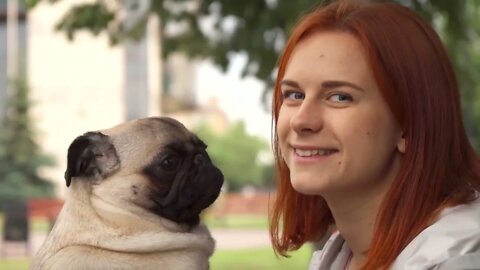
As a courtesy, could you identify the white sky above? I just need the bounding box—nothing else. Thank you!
[195,55,273,142]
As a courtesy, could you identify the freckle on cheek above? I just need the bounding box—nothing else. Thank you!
[338,161,341,165]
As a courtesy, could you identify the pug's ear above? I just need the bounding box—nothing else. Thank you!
[64,132,120,187]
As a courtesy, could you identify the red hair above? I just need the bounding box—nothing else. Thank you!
[269,1,480,269]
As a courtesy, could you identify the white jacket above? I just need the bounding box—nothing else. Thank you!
[308,198,480,270]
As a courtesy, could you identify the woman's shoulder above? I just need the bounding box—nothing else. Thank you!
[391,197,480,270]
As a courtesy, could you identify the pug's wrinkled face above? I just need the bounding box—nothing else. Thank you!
[65,117,224,226]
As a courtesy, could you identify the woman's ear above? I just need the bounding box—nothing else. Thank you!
[397,134,406,154]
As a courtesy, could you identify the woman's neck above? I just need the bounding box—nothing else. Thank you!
[324,154,402,268]
[327,189,384,261]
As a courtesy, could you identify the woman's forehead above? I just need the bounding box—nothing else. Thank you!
[283,32,375,90]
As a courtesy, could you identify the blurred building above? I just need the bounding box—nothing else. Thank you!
[21,1,227,198]
[0,0,28,119]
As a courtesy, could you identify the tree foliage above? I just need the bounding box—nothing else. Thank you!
[195,121,272,191]
[0,78,55,208]
[27,0,480,148]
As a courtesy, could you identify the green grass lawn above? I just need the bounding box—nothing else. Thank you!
[204,214,268,229]
[211,246,312,270]
[0,258,30,270]
[0,246,311,270]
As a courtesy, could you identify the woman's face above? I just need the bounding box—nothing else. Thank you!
[277,31,405,198]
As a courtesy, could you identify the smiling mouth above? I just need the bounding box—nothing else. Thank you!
[294,148,338,157]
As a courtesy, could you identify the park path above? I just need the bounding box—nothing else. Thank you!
[211,228,271,250]
[0,228,271,259]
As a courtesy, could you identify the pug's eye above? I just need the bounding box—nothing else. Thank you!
[160,154,181,171]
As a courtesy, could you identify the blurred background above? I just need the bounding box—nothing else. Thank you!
[0,0,479,269]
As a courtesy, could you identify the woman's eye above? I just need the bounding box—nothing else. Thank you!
[328,93,353,103]
[282,90,305,101]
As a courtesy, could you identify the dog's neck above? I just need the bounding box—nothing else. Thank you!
[90,194,190,233]
[68,179,190,234]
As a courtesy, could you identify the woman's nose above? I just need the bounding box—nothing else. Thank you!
[290,100,323,134]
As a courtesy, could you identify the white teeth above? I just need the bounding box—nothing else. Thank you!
[295,148,336,157]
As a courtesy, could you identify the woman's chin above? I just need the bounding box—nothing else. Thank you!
[290,178,326,196]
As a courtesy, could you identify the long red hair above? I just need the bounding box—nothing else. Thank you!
[269,1,480,269]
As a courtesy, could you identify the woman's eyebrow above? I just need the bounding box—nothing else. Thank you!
[322,80,365,92]
[279,80,300,88]
[280,79,364,92]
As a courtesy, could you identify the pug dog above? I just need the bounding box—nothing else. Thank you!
[30,117,224,270]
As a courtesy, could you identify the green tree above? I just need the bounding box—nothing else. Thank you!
[27,0,480,148]
[0,78,55,208]
[195,121,272,191]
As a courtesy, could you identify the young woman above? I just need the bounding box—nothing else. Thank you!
[269,1,480,269]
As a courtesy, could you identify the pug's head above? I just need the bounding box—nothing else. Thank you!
[64,117,224,226]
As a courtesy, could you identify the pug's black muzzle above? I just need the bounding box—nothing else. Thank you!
[147,148,224,226]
